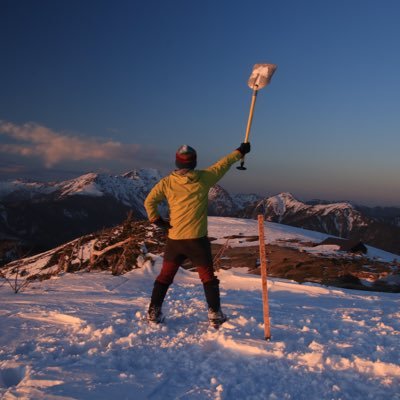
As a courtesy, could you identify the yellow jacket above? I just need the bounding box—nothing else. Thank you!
[144,150,242,239]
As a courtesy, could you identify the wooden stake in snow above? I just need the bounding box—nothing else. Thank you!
[258,214,271,340]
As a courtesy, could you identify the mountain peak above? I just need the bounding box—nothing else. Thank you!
[122,169,162,182]
[208,185,237,216]
[274,192,300,202]
[59,172,103,197]
[278,191,296,198]
[256,192,367,238]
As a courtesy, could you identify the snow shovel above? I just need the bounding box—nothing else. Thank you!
[237,63,277,170]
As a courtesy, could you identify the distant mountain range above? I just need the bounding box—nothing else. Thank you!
[211,191,400,256]
[0,170,399,265]
[0,169,161,213]
[246,192,369,237]
[0,170,161,264]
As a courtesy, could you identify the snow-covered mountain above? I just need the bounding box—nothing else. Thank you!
[237,192,400,255]
[0,170,164,265]
[0,169,162,214]
[58,169,161,209]
[231,192,263,211]
[251,192,369,238]
[208,185,238,216]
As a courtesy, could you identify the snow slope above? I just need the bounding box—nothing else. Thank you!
[1,218,399,399]
[208,217,397,262]
[0,262,399,399]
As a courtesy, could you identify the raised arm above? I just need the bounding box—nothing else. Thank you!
[202,143,250,187]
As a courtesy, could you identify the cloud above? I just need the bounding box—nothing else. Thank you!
[0,163,25,174]
[0,120,141,168]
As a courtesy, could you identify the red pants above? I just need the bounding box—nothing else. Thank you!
[156,236,216,285]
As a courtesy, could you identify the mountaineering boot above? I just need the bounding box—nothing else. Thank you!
[203,278,227,328]
[207,308,227,329]
[147,305,164,323]
[147,280,169,323]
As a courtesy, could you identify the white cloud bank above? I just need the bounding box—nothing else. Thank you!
[0,120,141,168]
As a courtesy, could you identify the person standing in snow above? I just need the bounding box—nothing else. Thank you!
[144,143,251,327]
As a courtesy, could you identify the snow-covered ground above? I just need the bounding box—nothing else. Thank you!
[0,218,399,399]
[1,252,399,399]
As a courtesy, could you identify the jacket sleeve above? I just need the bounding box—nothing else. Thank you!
[144,178,167,222]
[202,150,242,187]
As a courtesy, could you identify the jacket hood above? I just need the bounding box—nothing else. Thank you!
[171,169,201,184]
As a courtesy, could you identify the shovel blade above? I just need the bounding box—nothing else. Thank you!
[248,63,277,90]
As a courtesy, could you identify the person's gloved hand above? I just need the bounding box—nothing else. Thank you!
[152,217,171,231]
[237,142,251,155]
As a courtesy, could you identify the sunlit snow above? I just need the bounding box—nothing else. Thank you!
[1,218,399,399]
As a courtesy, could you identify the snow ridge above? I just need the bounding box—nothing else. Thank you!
[58,169,162,207]
[0,169,163,207]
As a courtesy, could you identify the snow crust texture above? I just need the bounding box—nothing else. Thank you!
[1,256,399,399]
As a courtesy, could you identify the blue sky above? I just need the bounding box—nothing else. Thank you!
[1,0,399,206]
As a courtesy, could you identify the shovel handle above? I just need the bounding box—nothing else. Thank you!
[238,89,258,170]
